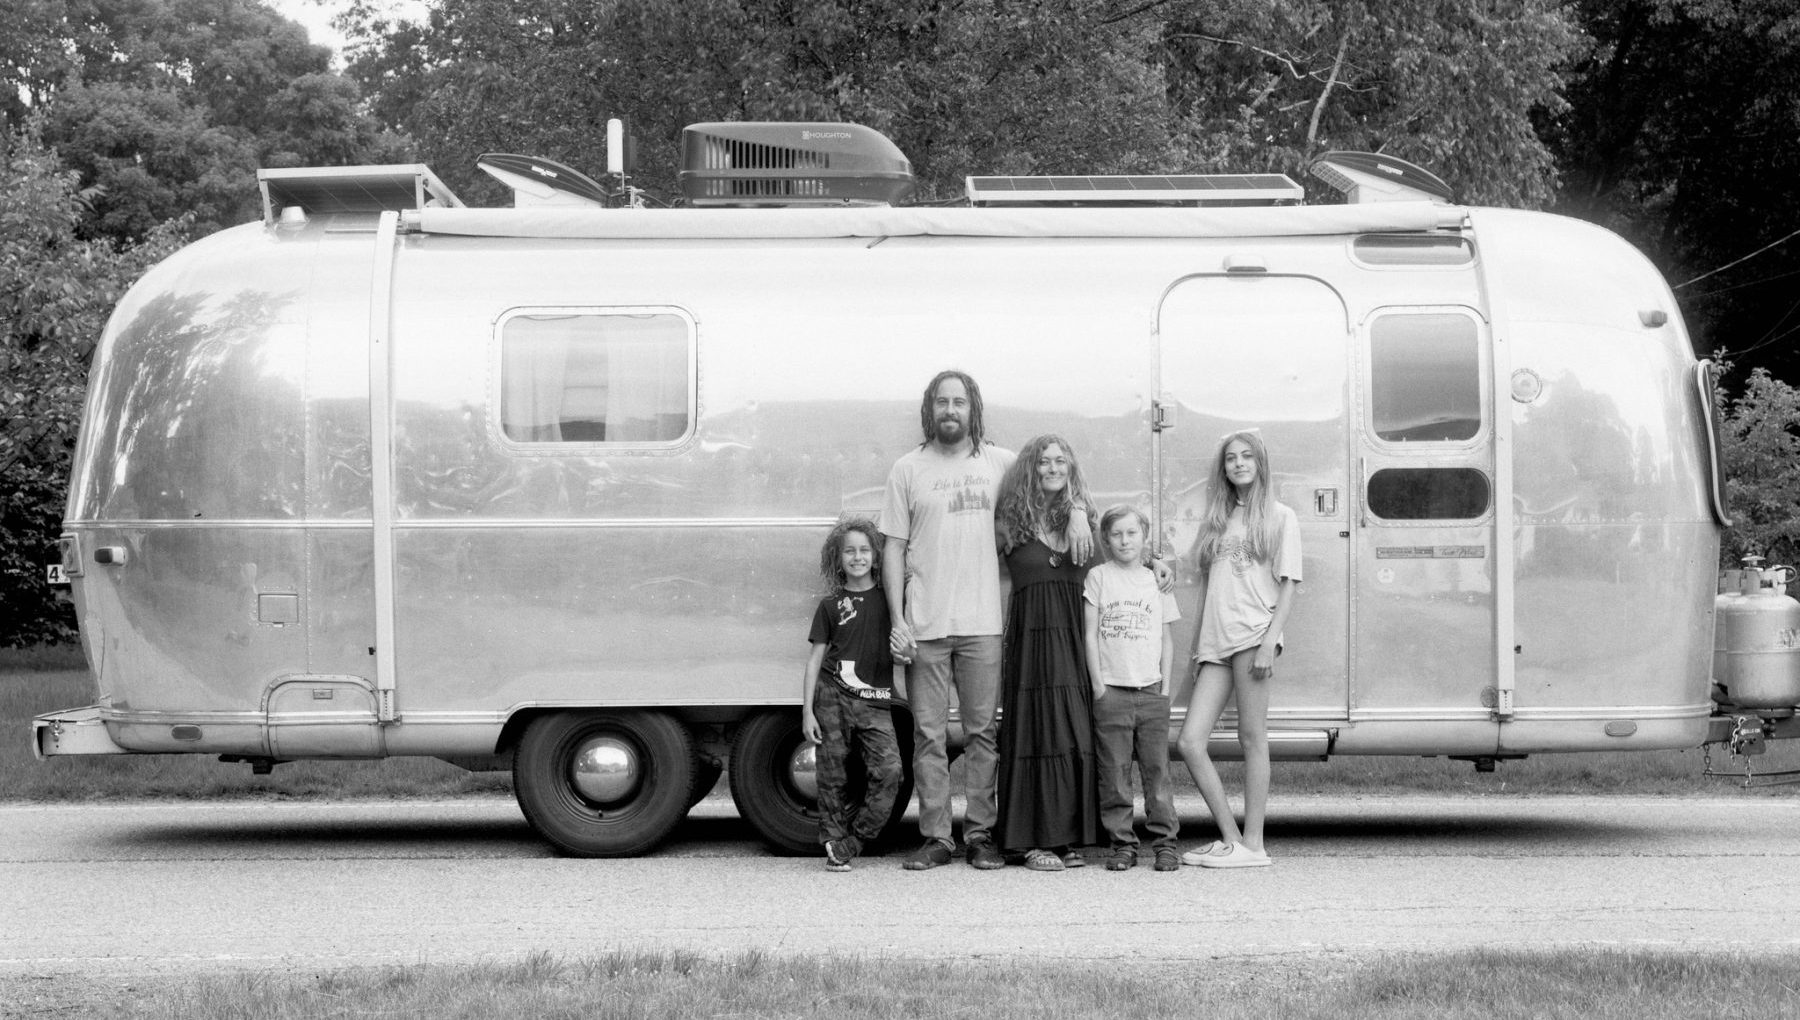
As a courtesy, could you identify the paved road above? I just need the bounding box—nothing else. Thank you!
[4,793,1798,978]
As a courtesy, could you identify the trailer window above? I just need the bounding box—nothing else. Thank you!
[1367,468,1490,520]
[499,311,692,444]
[1370,314,1480,442]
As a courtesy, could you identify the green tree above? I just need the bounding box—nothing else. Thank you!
[0,129,180,646]
[1718,367,1800,567]
[1547,0,1800,375]
[342,0,1182,204]
[6,0,409,241]
[1161,0,1583,206]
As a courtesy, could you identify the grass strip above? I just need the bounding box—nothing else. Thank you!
[8,948,1796,1019]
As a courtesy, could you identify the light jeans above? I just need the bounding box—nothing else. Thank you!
[908,634,1001,848]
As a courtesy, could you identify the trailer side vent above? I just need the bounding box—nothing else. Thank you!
[678,122,914,207]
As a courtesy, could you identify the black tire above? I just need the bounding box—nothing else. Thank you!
[513,710,694,858]
[730,707,915,855]
[687,756,724,808]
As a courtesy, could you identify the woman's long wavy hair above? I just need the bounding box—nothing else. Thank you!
[917,369,986,453]
[996,434,1097,555]
[819,517,883,591]
[1192,430,1281,570]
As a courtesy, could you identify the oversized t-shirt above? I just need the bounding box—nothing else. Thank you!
[878,442,1016,641]
[1193,501,1304,664]
[1083,559,1182,688]
[808,587,894,700]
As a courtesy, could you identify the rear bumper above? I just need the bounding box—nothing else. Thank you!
[33,705,129,759]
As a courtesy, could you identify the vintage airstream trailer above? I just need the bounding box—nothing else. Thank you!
[35,123,1744,857]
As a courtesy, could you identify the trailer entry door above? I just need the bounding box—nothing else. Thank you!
[1156,275,1351,726]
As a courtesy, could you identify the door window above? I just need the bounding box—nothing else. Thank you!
[1369,313,1481,442]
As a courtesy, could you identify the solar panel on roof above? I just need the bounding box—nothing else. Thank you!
[258,165,464,224]
[965,174,1302,206]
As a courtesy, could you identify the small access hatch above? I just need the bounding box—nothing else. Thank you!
[965,174,1303,207]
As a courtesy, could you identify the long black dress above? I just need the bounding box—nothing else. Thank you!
[994,537,1100,853]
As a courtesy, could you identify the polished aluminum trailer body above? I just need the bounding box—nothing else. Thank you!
[40,186,1723,852]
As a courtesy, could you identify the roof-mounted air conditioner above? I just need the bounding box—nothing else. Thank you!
[678,122,914,207]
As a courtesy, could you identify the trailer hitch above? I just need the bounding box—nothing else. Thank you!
[1703,716,1800,787]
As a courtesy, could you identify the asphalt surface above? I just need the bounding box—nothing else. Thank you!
[4,793,1798,978]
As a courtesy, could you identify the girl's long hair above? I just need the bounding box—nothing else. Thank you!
[819,517,883,591]
[996,434,1097,555]
[1192,430,1281,570]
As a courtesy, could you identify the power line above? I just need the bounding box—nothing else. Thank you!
[1674,226,1800,290]
[1684,266,1800,301]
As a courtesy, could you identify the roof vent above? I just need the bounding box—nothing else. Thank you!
[966,174,1302,207]
[678,122,914,207]
[477,153,613,208]
[1309,152,1456,204]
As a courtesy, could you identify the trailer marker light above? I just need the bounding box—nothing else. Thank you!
[1604,721,1638,737]
[171,726,202,741]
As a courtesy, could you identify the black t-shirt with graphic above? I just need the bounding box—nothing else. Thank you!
[808,586,894,701]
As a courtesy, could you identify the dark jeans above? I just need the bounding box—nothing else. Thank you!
[814,680,903,844]
[1093,684,1178,851]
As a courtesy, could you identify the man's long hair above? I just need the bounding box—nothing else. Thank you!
[917,369,986,453]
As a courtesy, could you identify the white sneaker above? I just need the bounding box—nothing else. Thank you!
[1197,842,1271,869]
[1179,840,1230,866]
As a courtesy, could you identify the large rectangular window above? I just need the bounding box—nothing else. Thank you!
[499,309,693,445]
[1370,313,1480,442]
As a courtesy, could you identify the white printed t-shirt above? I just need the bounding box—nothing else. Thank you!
[1083,559,1181,688]
[1193,501,1303,664]
[878,443,1016,641]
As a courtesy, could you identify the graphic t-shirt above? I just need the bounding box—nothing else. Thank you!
[808,586,894,700]
[878,443,1016,640]
[1193,501,1304,664]
[1083,559,1181,688]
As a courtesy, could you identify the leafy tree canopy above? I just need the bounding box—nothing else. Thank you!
[6,0,408,240]
[339,0,1579,207]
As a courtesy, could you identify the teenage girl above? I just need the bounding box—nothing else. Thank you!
[1175,431,1301,869]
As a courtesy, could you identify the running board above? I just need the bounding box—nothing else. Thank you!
[1204,728,1334,762]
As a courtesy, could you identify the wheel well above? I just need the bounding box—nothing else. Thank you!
[494,706,766,758]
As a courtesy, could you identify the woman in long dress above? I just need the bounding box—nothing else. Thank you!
[992,433,1101,870]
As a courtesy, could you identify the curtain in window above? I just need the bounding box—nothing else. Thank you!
[605,316,688,441]
[501,316,576,442]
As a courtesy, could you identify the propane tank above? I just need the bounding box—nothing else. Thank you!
[1714,555,1800,709]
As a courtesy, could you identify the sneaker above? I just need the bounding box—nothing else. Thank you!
[1152,847,1181,872]
[965,836,1005,871]
[1024,848,1065,872]
[1197,842,1271,869]
[825,835,862,871]
[1180,840,1230,867]
[1105,848,1138,871]
[1060,849,1086,869]
[902,840,954,871]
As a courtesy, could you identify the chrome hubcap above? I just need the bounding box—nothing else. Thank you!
[570,735,639,804]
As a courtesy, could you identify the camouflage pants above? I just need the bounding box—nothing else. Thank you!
[813,679,903,844]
